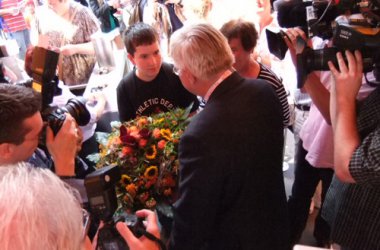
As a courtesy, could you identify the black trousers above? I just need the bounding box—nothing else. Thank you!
[288,140,334,246]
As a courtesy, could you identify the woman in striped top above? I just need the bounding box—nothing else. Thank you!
[0,0,31,59]
[220,19,290,127]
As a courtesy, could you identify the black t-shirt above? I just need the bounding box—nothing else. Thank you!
[117,62,199,122]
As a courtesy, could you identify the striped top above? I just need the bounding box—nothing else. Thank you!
[257,62,291,127]
[1,0,28,33]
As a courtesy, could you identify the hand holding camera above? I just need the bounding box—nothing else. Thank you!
[46,113,78,177]
[116,210,161,250]
[328,50,364,102]
[85,166,165,250]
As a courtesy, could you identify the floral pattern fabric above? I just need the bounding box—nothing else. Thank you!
[35,3,100,85]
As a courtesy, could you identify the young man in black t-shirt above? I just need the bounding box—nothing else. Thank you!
[117,22,199,122]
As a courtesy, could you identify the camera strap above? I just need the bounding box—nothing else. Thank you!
[139,230,167,250]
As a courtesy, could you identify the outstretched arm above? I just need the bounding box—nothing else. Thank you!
[328,50,363,183]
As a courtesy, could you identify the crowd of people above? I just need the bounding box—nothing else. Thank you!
[0,0,379,250]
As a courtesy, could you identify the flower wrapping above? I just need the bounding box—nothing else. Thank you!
[88,107,192,212]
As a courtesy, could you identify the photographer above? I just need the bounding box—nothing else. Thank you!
[322,50,380,249]
[283,24,378,246]
[284,27,335,247]
[0,84,79,177]
[0,162,93,250]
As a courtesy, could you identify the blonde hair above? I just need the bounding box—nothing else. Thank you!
[0,163,83,250]
[170,23,234,81]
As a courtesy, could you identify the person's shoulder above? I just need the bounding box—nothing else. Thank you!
[257,63,282,83]
[161,62,174,74]
[161,62,182,85]
[117,71,136,91]
[236,77,277,100]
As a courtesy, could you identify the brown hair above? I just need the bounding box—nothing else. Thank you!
[220,19,259,52]
[0,84,41,144]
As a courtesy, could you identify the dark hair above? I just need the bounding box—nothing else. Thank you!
[123,22,159,56]
[220,19,259,52]
[0,84,41,144]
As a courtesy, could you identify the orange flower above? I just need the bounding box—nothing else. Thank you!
[157,139,166,150]
[129,125,138,133]
[172,138,179,144]
[126,184,137,197]
[138,138,148,148]
[122,146,133,156]
[137,117,148,127]
[152,128,161,139]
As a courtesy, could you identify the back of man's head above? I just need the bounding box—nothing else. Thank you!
[0,84,41,145]
[123,22,160,56]
[170,23,234,81]
[0,162,84,250]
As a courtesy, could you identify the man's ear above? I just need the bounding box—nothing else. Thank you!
[127,53,136,65]
[0,143,14,161]
[182,68,196,86]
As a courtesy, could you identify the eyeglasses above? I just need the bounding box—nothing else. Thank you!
[82,208,91,240]
[173,66,181,76]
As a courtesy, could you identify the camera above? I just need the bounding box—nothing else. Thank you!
[84,165,146,250]
[267,0,380,88]
[25,46,91,135]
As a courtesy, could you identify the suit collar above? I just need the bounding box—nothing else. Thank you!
[207,71,244,104]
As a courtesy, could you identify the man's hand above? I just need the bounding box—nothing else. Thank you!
[46,114,79,177]
[116,210,161,250]
[328,50,363,103]
[283,27,309,66]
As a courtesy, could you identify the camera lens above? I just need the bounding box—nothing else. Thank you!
[61,97,91,126]
[45,97,91,135]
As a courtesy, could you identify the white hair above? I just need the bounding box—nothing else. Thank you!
[170,23,234,81]
[0,163,84,250]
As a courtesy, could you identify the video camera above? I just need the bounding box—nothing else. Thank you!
[24,46,91,135]
[84,165,149,250]
[266,0,380,88]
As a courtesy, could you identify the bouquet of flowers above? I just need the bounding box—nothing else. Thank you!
[88,107,192,212]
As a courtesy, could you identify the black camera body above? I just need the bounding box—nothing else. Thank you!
[296,23,380,87]
[27,46,91,135]
[84,165,146,250]
[268,0,380,88]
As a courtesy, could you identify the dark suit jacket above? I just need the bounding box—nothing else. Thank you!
[169,72,290,250]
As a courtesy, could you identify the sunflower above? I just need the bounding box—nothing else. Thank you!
[160,129,172,141]
[145,145,157,160]
[144,166,158,180]
[121,174,132,185]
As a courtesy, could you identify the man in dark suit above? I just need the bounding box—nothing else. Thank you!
[116,23,290,250]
